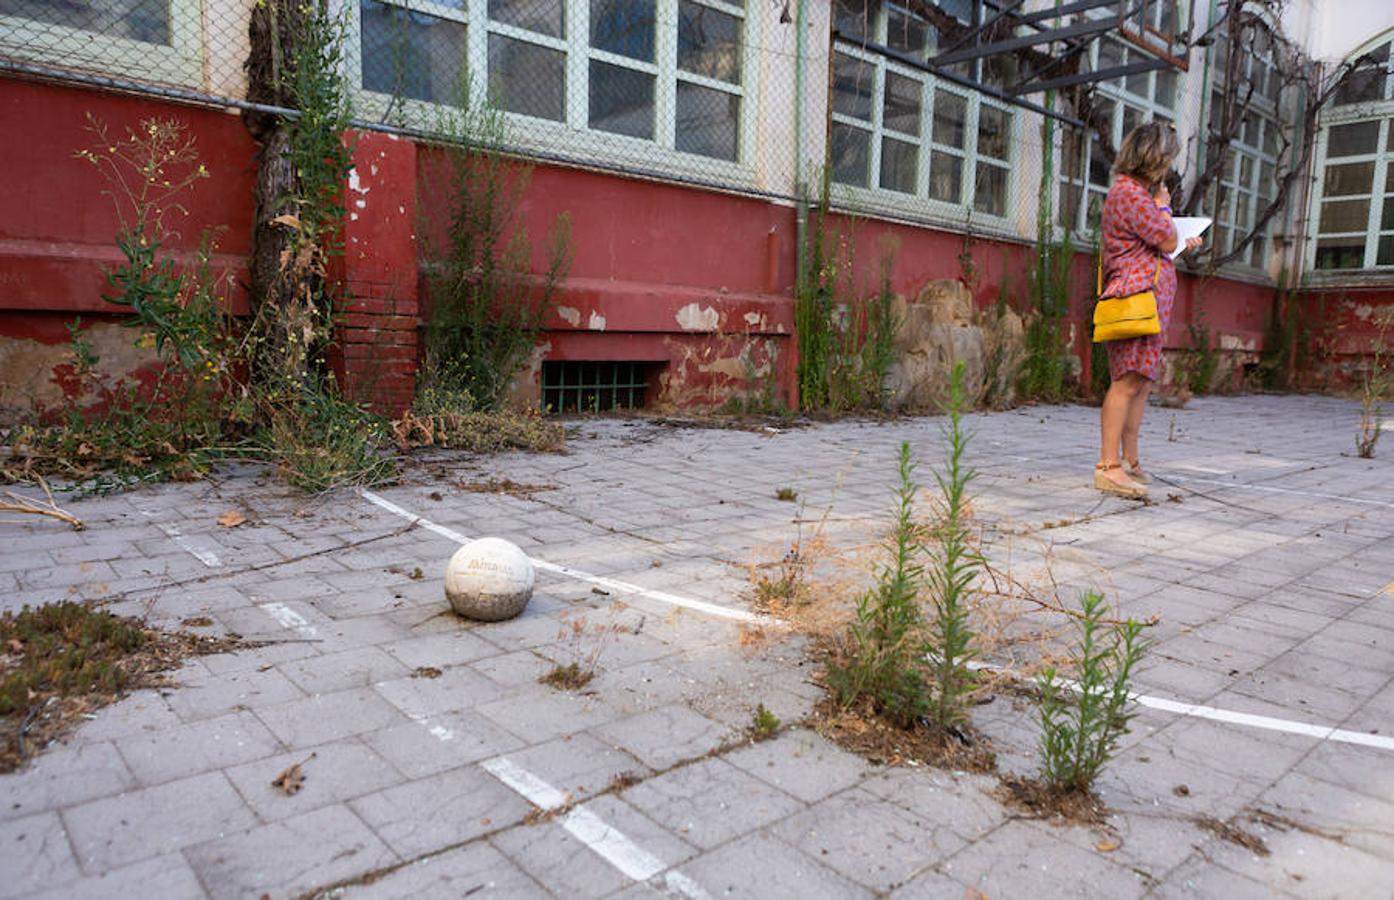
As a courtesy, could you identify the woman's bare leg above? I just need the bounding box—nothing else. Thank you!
[1121,377,1153,466]
[1099,373,1146,486]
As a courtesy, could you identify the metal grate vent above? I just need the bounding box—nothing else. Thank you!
[541,361,657,414]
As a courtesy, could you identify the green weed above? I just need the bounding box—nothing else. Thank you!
[750,703,781,741]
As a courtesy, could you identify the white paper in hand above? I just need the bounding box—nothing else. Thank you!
[1170,216,1212,260]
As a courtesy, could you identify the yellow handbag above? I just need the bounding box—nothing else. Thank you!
[1092,260,1161,343]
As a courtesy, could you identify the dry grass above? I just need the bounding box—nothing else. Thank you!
[1,602,244,772]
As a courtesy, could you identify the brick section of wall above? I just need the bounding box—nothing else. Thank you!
[335,132,419,417]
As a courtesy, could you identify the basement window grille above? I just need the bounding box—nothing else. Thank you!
[541,361,656,413]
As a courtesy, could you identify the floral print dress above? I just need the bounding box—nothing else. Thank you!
[1099,174,1177,383]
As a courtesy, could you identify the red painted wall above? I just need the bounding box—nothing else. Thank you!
[11,74,1384,417]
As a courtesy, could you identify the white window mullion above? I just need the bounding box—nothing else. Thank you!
[869,60,886,191]
[917,78,933,199]
[656,0,678,149]
[1367,121,1391,268]
[568,0,590,131]
[467,0,488,111]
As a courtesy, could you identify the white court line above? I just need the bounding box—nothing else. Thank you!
[130,496,222,568]
[968,662,1394,752]
[1163,473,1394,510]
[359,489,769,626]
[259,601,318,639]
[482,757,710,900]
[367,490,1391,753]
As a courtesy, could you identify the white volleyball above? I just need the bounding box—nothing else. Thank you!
[444,537,535,622]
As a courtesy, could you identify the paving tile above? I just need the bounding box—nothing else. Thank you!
[277,645,412,695]
[114,710,283,787]
[22,853,208,900]
[858,769,1004,844]
[1197,820,1394,898]
[938,820,1152,898]
[1,740,137,822]
[62,771,258,873]
[620,757,805,850]
[184,804,397,900]
[590,704,730,771]
[476,686,625,743]
[722,728,872,804]
[679,831,873,900]
[162,665,306,723]
[221,738,405,822]
[350,764,533,858]
[253,687,407,749]
[349,840,548,899]
[360,709,527,779]
[371,664,503,719]
[377,630,503,669]
[504,732,649,802]
[773,787,965,892]
[0,811,81,899]
[1156,851,1301,899]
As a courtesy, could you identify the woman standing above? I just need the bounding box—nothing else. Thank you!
[1095,122,1202,498]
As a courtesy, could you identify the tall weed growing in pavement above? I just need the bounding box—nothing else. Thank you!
[1036,591,1149,793]
[1020,229,1075,402]
[924,361,979,730]
[419,75,573,411]
[827,440,929,727]
[1356,309,1393,459]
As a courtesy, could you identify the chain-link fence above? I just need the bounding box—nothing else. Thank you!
[1,0,1206,249]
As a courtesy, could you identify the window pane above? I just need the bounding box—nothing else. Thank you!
[832,53,874,121]
[1328,121,1380,157]
[486,33,564,119]
[974,163,1007,216]
[1315,236,1366,269]
[1388,163,1394,191]
[591,0,655,62]
[1097,40,1123,84]
[932,91,967,148]
[1122,105,1144,140]
[1335,42,1389,106]
[887,7,929,57]
[1319,198,1370,233]
[883,72,921,135]
[1250,236,1264,269]
[1323,162,1374,197]
[678,1,741,84]
[831,123,870,187]
[1088,135,1111,187]
[1061,129,1084,180]
[977,106,1009,161]
[589,60,654,138]
[489,0,563,38]
[1155,67,1177,108]
[833,0,870,42]
[1383,196,1394,231]
[3,0,170,44]
[675,81,738,160]
[880,137,918,194]
[928,153,962,202]
[1380,234,1394,266]
[1262,118,1279,156]
[1126,61,1150,98]
[362,0,466,104]
[1239,155,1254,186]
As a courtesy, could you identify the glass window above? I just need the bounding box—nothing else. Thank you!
[831,122,871,188]
[675,81,738,160]
[362,1,467,104]
[832,53,875,121]
[590,0,655,61]
[1335,41,1390,106]
[1329,121,1381,157]
[880,138,918,194]
[589,59,654,138]
[4,0,170,44]
[489,0,563,37]
[488,33,564,119]
[678,0,741,84]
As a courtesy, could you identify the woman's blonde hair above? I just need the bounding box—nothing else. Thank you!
[1113,122,1180,188]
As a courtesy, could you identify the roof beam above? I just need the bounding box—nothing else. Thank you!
[1010,57,1173,95]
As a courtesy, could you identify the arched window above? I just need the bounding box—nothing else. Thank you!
[1310,31,1394,272]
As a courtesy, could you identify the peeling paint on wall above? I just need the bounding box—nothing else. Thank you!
[557,306,581,326]
[587,311,607,331]
[676,303,720,332]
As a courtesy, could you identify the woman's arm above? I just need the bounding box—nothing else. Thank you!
[1141,183,1179,255]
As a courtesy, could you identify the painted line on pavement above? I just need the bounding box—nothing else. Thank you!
[130,496,223,568]
[968,661,1394,752]
[1163,473,1394,510]
[364,491,1390,752]
[482,757,710,899]
[259,601,318,639]
[359,489,769,626]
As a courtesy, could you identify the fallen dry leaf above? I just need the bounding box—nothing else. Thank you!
[271,753,315,795]
[216,510,247,528]
[1095,840,1119,853]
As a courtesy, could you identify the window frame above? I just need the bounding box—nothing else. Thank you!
[1055,36,1178,238]
[348,0,759,185]
[1307,31,1394,277]
[0,0,204,86]
[829,2,1019,231]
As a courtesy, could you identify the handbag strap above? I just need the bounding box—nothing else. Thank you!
[1097,258,1162,297]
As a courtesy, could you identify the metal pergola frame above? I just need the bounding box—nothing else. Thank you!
[835,0,1195,124]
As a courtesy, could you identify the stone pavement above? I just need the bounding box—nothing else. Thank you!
[2,394,1393,898]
